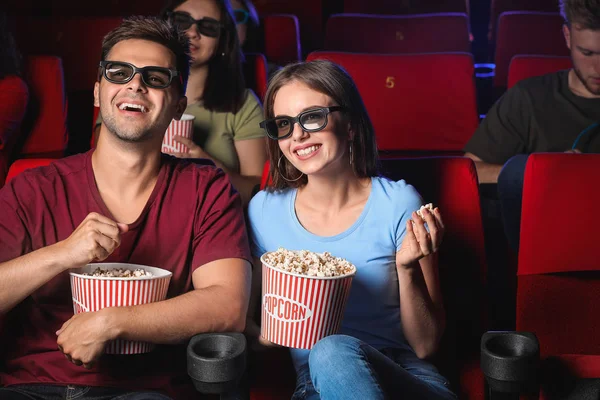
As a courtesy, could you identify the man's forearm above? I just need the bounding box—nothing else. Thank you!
[107,283,249,345]
[0,244,66,315]
[473,161,503,184]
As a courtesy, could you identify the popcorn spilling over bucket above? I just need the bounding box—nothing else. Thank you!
[162,113,195,154]
[69,263,172,354]
[260,249,356,349]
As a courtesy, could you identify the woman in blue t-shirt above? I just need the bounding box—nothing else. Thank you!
[246,60,457,400]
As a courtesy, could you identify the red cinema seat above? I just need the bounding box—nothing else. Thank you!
[0,76,29,188]
[306,52,478,154]
[507,55,572,89]
[5,158,55,184]
[251,157,487,399]
[243,53,268,103]
[325,13,470,54]
[14,16,123,153]
[380,157,487,399]
[18,56,68,158]
[254,0,322,52]
[14,16,123,93]
[35,0,164,16]
[344,0,468,14]
[517,153,600,397]
[494,12,568,89]
[261,14,301,66]
[489,0,559,43]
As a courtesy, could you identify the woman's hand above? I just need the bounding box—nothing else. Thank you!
[167,136,212,160]
[396,207,444,270]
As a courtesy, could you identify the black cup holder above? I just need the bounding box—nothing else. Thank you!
[481,331,540,394]
[187,332,247,395]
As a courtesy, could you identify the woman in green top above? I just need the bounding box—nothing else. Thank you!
[162,0,267,205]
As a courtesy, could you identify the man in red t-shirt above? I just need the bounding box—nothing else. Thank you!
[0,17,251,399]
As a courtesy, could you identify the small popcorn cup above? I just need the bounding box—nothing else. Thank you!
[162,113,195,154]
[69,263,172,354]
[260,253,355,350]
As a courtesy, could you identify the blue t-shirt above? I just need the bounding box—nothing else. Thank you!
[247,176,423,370]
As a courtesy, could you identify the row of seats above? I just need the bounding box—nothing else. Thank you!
[7,153,598,399]
[12,14,302,71]
[1,51,572,185]
[11,11,568,91]
[9,14,300,95]
[325,11,567,90]
[5,0,562,52]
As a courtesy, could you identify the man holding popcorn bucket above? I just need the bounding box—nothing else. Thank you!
[0,17,251,399]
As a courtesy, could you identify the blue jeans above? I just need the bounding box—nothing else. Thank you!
[291,335,457,400]
[0,385,172,400]
[497,154,530,253]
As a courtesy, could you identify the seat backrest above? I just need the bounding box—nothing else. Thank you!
[6,158,55,184]
[14,16,123,92]
[508,55,572,89]
[19,56,68,157]
[517,154,600,364]
[306,51,478,153]
[489,0,559,43]
[261,14,302,66]
[243,53,268,103]
[255,0,322,52]
[380,157,487,396]
[32,0,164,16]
[343,0,468,14]
[325,13,470,54]
[15,16,123,155]
[494,12,568,88]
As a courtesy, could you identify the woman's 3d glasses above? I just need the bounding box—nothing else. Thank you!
[167,11,223,38]
[260,106,346,140]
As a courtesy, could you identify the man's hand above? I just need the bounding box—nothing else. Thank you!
[396,208,445,270]
[168,136,212,160]
[53,212,128,270]
[56,308,121,369]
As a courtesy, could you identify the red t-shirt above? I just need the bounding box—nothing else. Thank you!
[0,150,251,397]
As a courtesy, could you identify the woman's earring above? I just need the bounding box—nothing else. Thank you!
[221,52,225,57]
[278,155,304,182]
[349,143,354,165]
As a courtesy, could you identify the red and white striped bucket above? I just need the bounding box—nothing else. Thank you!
[161,114,195,154]
[260,253,355,349]
[69,263,172,354]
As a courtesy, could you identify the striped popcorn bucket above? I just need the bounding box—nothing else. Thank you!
[69,263,172,354]
[162,114,195,154]
[260,253,355,350]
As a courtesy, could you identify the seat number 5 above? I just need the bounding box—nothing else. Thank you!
[386,76,395,88]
